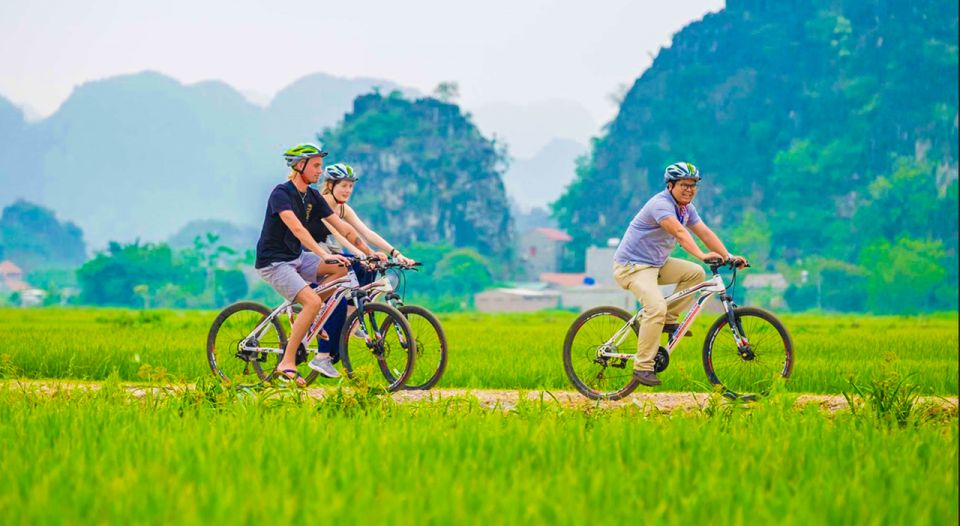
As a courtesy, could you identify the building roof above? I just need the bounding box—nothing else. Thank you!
[2,278,31,292]
[539,272,587,287]
[0,260,23,275]
[532,227,572,242]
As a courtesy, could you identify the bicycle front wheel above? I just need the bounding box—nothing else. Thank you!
[206,301,284,386]
[398,305,448,390]
[702,307,794,397]
[341,303,416,392]
[563,306,640,400]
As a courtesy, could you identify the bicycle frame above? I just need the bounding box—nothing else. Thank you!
[236,276,357,355]
[597,271,748,361]
[366,274,402,307]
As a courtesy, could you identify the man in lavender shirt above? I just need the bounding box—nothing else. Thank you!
[613,162,747,387]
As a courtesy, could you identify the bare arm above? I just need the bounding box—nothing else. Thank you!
[322,218,365,255]
[688,222,731,259]
[324,213,375,257]
[342,205,392,252]
[278,210,333,258]
[659,216,720,261]
[688,221,748,267]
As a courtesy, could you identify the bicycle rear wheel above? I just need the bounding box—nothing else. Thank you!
[340,303,416,392]
[398,305,448,390]
[206,301,284,386]
[702,307,793,398]
[563,306,640,400]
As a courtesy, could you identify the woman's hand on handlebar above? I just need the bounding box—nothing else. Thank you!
[395,254,416,267]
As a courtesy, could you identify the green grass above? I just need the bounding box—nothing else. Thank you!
[0,380,955,525]
[0,307,957,394]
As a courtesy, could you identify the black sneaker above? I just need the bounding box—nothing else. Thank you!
[662,324,692,337]
[633,370,662,386]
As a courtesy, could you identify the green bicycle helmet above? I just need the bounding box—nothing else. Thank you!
[283,143,328,168]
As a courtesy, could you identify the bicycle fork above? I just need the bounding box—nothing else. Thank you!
[720,295,755,360]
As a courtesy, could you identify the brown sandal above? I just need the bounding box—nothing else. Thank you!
[274,368,306,388]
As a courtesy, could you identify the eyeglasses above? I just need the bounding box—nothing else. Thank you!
[677,182,699,190]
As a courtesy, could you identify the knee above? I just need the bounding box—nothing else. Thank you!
[643,300,667,320]
[692,266,706,282]
[300,292,322,312]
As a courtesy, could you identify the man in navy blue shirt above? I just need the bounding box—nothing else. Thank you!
[255,143,379,385]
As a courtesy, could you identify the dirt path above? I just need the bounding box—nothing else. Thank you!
[5,379,957,413]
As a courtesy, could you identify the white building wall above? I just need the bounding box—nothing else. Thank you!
[584,246,618,287]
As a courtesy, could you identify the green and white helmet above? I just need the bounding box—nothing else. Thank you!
[664,162,701,183]
[283,143,328,167]
[324,163,357,182]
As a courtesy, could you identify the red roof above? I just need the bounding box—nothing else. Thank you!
[3,278,31,292]
[0,260,23,275]
[534,228,572,242]
[539,272,587,287]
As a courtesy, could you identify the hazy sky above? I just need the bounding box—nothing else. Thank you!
[0,0,723,123]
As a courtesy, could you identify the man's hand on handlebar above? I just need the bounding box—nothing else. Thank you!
[701,251,724,263]
[702,254,750,269]
[728,255,749,269]
[324,254,352,267]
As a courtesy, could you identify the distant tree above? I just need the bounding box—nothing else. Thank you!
[214,269,248,304]
[133,284,151,309]
[726,209,772,267]
[76,241,201,307]
[854,157,958,254]
[0,200,86,272]
[607,83,630,107]
[861,237,954,313]
[434,248,494,296]
[433,81,460,103]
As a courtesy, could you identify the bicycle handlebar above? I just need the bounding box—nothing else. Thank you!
[336,254,423,272]
[704,257,750,272]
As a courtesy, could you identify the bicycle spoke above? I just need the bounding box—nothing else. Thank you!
[704,308,792,396]
[564,307,639,400]
[207,303,283,386]
[401,307,446,389]
[342,303,415,391]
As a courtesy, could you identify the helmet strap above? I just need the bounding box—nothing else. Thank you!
[293,159,306,175]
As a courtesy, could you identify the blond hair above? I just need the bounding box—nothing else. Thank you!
[321,179,339,195]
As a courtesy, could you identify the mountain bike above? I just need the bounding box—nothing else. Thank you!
[366,260,448,390]
[562,259,793,400]
[206,257,416,391]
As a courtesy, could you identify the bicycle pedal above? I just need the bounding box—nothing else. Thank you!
[295,343,309,365]
[654,346,670,373]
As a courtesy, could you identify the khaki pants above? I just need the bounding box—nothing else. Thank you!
[613,258,705,372]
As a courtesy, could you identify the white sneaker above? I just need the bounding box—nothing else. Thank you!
[308,355,340,378]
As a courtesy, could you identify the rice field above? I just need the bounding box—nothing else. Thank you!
[0,379,953,525]
[0,307,957,524]
[0,307,956,394]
